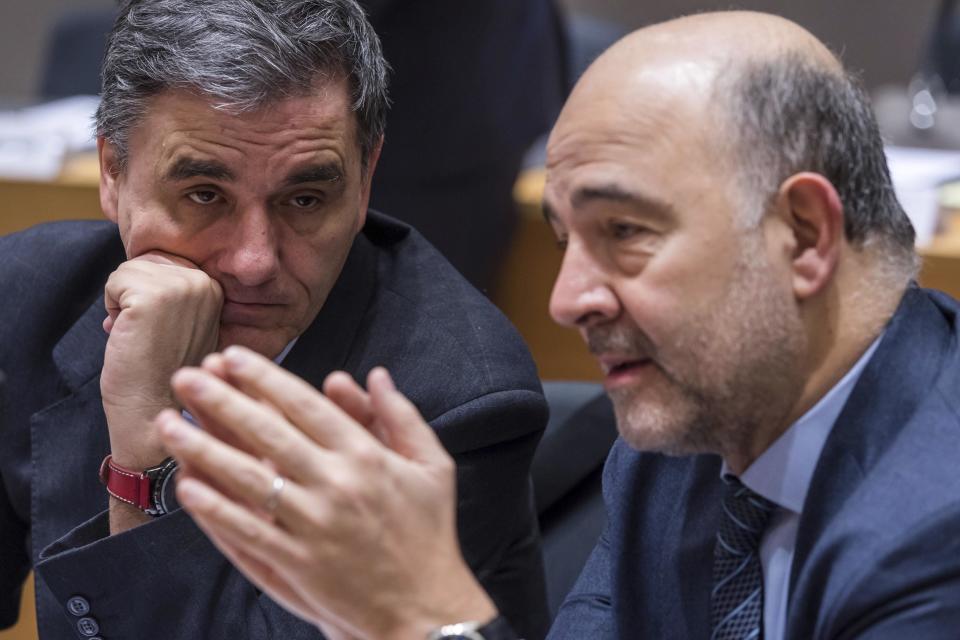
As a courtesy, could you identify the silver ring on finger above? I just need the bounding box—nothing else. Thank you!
[263,474,286,515]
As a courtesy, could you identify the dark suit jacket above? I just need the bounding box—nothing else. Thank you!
[0,212,550,639]
[545,285,960,639]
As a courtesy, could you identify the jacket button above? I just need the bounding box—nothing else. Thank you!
[76,616,100,637]
[66,596,90,617]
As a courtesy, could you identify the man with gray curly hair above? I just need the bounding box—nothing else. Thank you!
[0,1,550,638]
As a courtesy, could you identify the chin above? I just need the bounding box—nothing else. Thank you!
[609,387,713,456]
[217,324,290,360]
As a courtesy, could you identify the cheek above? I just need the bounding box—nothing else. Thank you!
[283,232,355,304]
[124,213,214,262]
[617,281,674,338]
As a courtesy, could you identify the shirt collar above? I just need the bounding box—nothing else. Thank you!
[724,334,883,514]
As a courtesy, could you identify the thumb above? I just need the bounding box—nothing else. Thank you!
[367,367,446,464]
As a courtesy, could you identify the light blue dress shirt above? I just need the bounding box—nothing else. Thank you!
[725,335,882,639]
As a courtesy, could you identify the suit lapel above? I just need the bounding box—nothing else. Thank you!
[674,456,724,639]
[787,286,954,633]
[30,296,111,560]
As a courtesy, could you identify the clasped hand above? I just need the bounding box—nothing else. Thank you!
[101,252,223,469]
[157,347,496,640]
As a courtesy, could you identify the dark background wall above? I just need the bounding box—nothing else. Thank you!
[0,0,941,100]
[560,0,941,90]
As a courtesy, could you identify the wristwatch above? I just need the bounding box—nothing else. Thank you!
[99,455,180,517]
[426,616,517,640]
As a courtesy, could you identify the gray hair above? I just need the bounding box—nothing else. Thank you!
[719,53,917,275]
[97,0,389,169]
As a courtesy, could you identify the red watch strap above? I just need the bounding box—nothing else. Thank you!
[99,455,152,510]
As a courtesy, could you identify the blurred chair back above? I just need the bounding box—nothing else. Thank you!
[39,9,116,99]
[533,381,617,619]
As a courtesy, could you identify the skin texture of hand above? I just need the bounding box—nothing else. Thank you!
[100,252,223,532]
[157,346,497,640]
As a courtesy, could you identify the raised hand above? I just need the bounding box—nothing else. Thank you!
[157,347,496,639]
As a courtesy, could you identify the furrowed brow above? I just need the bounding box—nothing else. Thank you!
[164,157,235,182]
[283,163,344,187]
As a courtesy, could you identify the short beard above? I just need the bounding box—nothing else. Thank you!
[595,238,806,460]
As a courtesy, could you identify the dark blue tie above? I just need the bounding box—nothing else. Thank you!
[711,476,777,640]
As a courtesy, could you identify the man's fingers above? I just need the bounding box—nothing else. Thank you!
[201,352,230,380]
[167,371,325,484]
[219,346,379,452]
[175,476,305,572]
[367,367,447,464]
[206,529,319,625]
[322,371,376,430]
[158,410,319,519]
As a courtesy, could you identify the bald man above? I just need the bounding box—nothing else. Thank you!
[156,11,960,640]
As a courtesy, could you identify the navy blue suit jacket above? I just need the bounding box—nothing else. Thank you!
[547,286,960,639]
[0,213,550,639]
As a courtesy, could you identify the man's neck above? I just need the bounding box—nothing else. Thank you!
[725,267,907,474]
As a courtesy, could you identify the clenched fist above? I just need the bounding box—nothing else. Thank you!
[101,252,223,470]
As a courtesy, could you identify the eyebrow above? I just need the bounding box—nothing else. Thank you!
[542,183,674,226]
[283,163,344,188]
[572,185,674,220]
[163,157,235,182]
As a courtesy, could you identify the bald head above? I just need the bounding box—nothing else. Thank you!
[569,12,840,107]
[549,10,915,272]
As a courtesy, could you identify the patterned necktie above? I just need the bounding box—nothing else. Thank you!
[711,475,777,640]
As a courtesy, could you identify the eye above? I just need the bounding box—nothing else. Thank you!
[288,194,322,209]
[187,190,220,205]
[609,220,645,240]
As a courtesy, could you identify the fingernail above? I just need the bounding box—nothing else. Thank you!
[160,415,192,445]
[223,346,251,369]
[202,353,223,369]
[177,478,212,509]
[373,367,396,392]
[174,369,207,394]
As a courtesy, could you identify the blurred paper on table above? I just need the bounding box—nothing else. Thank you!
[0,96,99,181]
[885,145,960,246]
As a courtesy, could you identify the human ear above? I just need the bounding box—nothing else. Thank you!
[98,137,122,224]
[778,172,844,300]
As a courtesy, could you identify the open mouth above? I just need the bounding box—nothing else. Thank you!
[608,360,643,374]
[600,357,650,376]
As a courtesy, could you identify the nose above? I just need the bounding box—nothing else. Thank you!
[216,204,282,287]
[549,238,620,329]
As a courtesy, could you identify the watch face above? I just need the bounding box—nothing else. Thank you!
[153,460,180,515]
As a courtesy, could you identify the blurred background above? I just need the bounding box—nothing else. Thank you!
[0,0,943,100]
